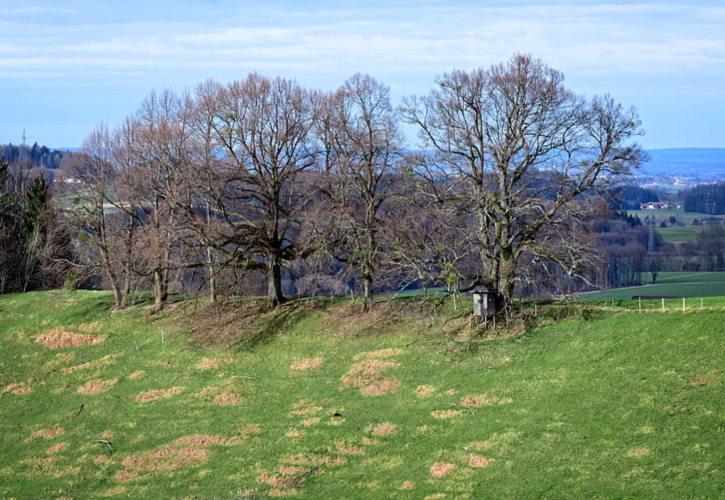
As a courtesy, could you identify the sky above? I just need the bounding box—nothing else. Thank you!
[1,0,724,150]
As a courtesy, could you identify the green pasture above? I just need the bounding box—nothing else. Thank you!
[0,291,723,498]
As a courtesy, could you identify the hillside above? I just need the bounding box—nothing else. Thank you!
[1,292,723,498]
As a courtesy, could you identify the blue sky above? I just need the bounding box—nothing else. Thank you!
[2,0,724,149]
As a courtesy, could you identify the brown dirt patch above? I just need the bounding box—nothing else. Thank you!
[27,426,65,441]
[352,348,404,361]
[626,447,650,458]
[36,328,104,349]
[342,359,401,396]
[431,410,463,419]
[195,357,233,371]
[291,357,325,371]
[371,422,397,436]
[430,462,456,478]
[94,454,109,464]
[257,473,304,489]
[46,442,69,455]
[2,381,33,395]
[459,394,492,408]
[129,370,145,379]
[62,354,117,375]
[77,379,116,395]
[78,321,101,333]
[468,454,493,468]
[116,434,236,481]
[416,385,436,397]
[400,481,416,490]
[135,386,184,402]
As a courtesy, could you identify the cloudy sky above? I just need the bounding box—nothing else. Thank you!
[2,0,724,149]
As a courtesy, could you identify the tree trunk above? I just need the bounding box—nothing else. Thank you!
[153,268,167,313]
[496,250,516,316]
[267,252,284,307]
[207,246,216,304]
[362,273,373,312]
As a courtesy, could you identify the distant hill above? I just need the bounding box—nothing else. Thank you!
[641,148,725,178]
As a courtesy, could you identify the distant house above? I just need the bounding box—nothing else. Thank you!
[640,201,669,210]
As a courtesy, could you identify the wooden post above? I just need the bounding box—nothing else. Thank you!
[638,297,642,314]
[682,297,685,312]
[700,298,704,310]
[661,298,665,312]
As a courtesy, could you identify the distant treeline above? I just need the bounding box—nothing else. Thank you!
[0,143,71,170]
[609,185,659,210]
[682,182,725,214]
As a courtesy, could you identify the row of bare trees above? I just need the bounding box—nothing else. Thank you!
[61,55,643,314]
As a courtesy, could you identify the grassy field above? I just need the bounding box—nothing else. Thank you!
[1,291,723,498]
[578,272,725,301]
[657,226,702,243]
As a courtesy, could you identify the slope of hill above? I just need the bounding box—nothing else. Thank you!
[1,292,722,498]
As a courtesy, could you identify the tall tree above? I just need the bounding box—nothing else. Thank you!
[211,74,318,307]
[317,74,403,311]
[401,54,643,314]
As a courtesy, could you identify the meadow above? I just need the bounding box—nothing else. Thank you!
[578,272,725,301]
[0,291,723,498]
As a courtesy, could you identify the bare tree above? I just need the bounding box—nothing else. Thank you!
[315,74,403,311]
[401,54,643,314]
[65,125,138,308]
[210,74,318,307]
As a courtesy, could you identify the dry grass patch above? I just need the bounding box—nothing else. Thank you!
[291,357,325,371]
[289,406,323,417]
[27,425,65,441]
[468,454,493,468]
[36,328,104,349]
[416,385,436,397]
[445,389,459,396]
[689,372,717,387]
[128,370,145,379]
[62,354,117,375]
[370,422,397,436]
[302,417,321,427]
[77,321,101,333]
[459,394,493,408]
[116,434,237,481]
[429,462,456,478]
[352,348,404,361]
[283,453,347,468]
[626,447,651,458]
[195,357,233,371]
[342,359,401,396]
[213,392,244,406]
[268,489,298,497]
[77,379,116,395]
[286,429,303,438]
[400,481,416,490]
[2,381,33,395]
[335,441,365,456]
[431,409,463,419]
[46,442,69,455]
[135,386,184,402]
[99,485,127,497]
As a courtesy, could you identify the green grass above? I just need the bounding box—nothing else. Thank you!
[657,226,702,243]
[578,272,725,301]
[1,291,723,498]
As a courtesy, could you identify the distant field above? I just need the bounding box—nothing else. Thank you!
[578,272,725,301]
[657,226,701,243]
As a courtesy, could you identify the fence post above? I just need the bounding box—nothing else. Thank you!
[700,298,704,310]
[682,297,685,312]
[661,298,665,312]
[638,297,642,314]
